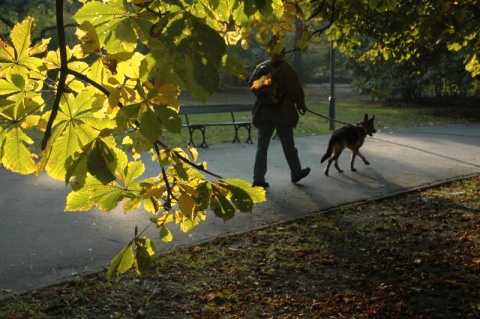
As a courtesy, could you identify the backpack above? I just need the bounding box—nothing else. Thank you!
[249,60,284,107]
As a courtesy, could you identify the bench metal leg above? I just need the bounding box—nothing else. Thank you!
[188,126,208,148]
[233,123,253,144]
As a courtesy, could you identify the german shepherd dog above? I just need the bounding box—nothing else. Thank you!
[321,114,376,176]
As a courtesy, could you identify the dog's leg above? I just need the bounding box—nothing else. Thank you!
[350,150,358,171]
[333,152,343,173]
[324,158,333,176]
[356,150,370,165]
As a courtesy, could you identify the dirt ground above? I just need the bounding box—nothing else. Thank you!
[1,177,479,318]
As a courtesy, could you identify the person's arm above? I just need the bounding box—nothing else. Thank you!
[284,64,307,112]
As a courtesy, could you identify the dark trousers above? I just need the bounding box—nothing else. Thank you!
[253,121,302,182]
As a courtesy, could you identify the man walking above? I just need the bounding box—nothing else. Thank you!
[249,48,310,188]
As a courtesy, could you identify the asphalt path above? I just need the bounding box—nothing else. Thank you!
[1,123,479,300]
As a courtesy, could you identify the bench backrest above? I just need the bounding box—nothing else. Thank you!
[179,103,252,115]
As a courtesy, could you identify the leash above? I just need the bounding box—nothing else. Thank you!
[306,109,355,127]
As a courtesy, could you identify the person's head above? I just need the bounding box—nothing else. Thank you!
[272,47,286,59]
[269,46,286,61]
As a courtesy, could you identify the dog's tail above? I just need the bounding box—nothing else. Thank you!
[321,143,332,163]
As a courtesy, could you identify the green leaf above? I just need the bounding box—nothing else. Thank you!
[243,0,256,17]
[139,106,163,142]
[179,217,195,233]
[210,188,236,221]
[45,132,81,181]
[224,178,267,204]
[65,174,124,211]
[189,18,226,65]
[160,226,173,243]
[183,53,219,100]
[0,17,49,78]
[221,54,247,79]
[149,13,171,38]
[118,161,145,188]
[101,18,138,54]
[0,79,21,96]
[74,1,126,25]
[254,0,273,16]
[0,99,15,113]
[2,127,35,175]
[134,237,156,276]
[63,133,97,185]
[74,2,138,53]
[157,107,182,134]
[116,103,141,131]
[224,183,254,212]
[207,179,266,220]
[87,139,117,185]
[107,243,135,281]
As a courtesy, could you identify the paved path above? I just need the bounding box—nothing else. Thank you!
[1,123,479,299]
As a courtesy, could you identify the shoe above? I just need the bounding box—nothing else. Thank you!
[252,181,270,188]
[292,167,311,183]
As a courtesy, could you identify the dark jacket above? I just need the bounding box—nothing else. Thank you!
[251,57,306,128]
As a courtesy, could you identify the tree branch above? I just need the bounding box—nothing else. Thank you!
[307,0,327,21]
[154,141,223,179]
[41,0,67,151]
[68,69,113,99]
[309,0,336,36]
[33,23,76,44]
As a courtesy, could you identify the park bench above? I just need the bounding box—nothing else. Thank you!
[179,103,253,147]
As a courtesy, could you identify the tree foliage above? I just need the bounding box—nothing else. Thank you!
[2,0,298,279]
[1,0,479,278]
[308,0,480,98]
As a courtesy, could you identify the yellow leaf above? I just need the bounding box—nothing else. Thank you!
[75,22,101,56]
[187,146,198,162]
[178,191,197,220]
[0,34,15,61]
[117,52,145,79]
[122,136,133,145]
[11,17,34,60]
[250,74,272,90]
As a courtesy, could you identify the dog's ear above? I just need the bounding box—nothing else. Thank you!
[364,113,368,121]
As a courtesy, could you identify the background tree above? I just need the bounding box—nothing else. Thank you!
[305,0,480,98]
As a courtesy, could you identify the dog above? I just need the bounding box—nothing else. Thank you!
[321,114,376,176]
